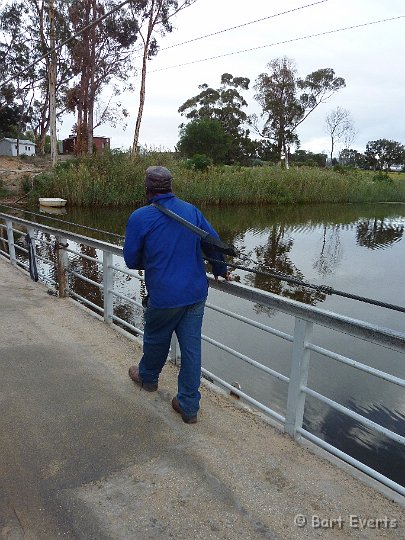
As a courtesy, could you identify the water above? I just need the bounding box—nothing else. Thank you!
[6,201,405,487]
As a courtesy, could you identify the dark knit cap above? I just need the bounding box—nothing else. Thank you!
[145,166,172,193]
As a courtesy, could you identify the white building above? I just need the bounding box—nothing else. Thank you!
[0,138,36,157]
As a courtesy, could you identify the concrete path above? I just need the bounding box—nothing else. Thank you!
[0,257,403,539]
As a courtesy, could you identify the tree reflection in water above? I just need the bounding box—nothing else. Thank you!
[313,225,343,276]
[304,400,405,487]
[245,224,327,306]
[69,244,103,308]
[356,218,404,250]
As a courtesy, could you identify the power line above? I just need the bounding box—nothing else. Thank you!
[0,0,133,90]
[151,15,405,73]
[0,0,330,89]
[155,0,330,54]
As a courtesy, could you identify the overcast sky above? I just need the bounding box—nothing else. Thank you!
[59,0,405,156]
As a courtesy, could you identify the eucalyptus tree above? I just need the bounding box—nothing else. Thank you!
[325,107,355,164]
[177,118,232,164]
[365,139,405,171]
[0,0,72,154]
[0,1,39,150]
[178,73,252,163]
[339,148,366,168]
[66,0,141,154]
[131,0,197,156]
[252,57,345,167]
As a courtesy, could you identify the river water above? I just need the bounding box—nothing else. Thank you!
[10,201,405,488]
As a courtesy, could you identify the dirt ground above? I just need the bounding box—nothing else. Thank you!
[0,155,51,196]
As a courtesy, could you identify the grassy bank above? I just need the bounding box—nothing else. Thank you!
[29,152,405,207]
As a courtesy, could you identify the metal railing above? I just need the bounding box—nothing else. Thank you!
[1,211,404,497]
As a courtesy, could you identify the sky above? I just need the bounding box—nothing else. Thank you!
[59,0,405,157]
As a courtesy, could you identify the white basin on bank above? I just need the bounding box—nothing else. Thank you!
[39,198,67,208]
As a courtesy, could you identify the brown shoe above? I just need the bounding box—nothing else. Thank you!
[171,397,197,424]
[128,366,158,392]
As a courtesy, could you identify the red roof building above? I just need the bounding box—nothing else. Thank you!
[62,135,110,154]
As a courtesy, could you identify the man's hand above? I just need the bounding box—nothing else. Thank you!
[214,271,233,282]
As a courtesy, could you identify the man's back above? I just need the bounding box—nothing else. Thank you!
[124,193,225,308]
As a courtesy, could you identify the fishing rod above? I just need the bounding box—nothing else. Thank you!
[1,202,404,314]
[206,258,405,314]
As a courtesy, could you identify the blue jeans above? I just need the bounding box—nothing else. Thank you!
[139,300,205,417]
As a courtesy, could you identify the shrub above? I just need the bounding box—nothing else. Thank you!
[185,154,212,172]
[372,171,392,183]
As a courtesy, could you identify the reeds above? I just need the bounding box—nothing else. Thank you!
[31,152,405,207]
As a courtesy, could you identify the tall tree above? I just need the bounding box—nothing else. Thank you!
[365,139,405,171]
[252,57,345,166]
[0,0,72,155]
[339,148,366,168]
[66,0,139,155]
[177,118,232,164]
[0,1,39,153]
[131,0,197,156]
[178,73,252,163]
[325,107,354,165]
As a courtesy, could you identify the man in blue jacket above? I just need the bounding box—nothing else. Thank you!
[124,166,229,424]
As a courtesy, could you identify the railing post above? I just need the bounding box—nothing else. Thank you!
[285,317,313,438]
[55,235,68,298]
[6,219,16,264]
[103,250,113,323]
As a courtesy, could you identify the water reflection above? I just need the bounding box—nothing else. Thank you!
[304,400,405,487]
[69,245,103,307]
[313,226,343,276]
[356,218,404,250]
[246,224,326,305]
[40,205,67,215]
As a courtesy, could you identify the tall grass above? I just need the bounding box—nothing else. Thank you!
[31,152,405,207]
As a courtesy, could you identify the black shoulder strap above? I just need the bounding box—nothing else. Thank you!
[152,202,236,256]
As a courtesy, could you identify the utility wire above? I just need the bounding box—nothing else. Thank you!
[146,0,330,54]
[151,15,405,72]
[0,0,133,90]
[0,0,330,86]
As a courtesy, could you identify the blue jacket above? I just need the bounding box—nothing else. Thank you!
[124,193,228,308]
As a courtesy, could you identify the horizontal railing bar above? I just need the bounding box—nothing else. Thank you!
[206,302,294,342]
[208,278,405,353]
[67,289,104,313]
[16,260,29,270]
[110,264,145,281]
[10,228,25,236]
[0,223,7,229]
[14,244,28,254]
[68,270,103,289]
[0,249,10,258]
[111,314,144,336]
[303,387,405,445]
[111,289,143,309]
[298,428,405,497]
[202,334,289,383]
[0,213,123,256]
[65,247,101,263]
[0,237,9,244]
[202,367,285,424]
[308,343,405,388]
